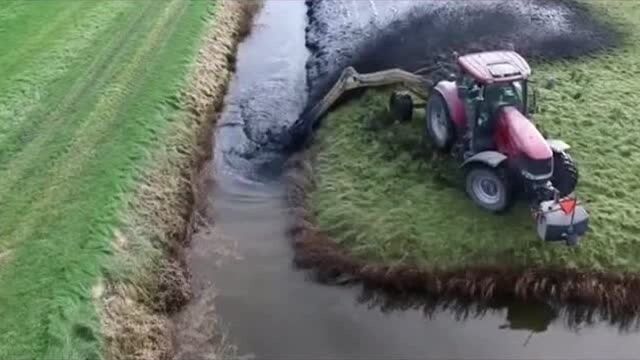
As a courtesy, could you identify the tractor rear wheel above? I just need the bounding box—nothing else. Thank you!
[389,91,413,122]
[425,92,454,150]
[551,151,578,197]
[465,164,514,213]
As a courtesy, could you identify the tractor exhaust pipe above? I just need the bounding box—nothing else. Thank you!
[535,197,589,246]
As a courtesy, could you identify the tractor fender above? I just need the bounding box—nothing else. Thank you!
[546,139,571,153]
[433,81,467,129]
[461,151,508,168]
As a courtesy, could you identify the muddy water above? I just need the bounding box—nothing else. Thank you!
[177,1,639,359]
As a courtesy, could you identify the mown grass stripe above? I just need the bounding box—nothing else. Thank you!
[1,0,189,248]
[0,0,171,248]
[0,0,213,358]
[0,1,63,38]
[0,1,162,241]
[0,1,94,82]
[0,1,136,156]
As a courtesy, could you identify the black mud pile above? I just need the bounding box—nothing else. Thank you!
[286,0,619,151]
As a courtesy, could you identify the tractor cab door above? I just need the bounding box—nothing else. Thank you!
[474,81,526,152]
[461,81,496,153]
[474,85,502,152]
[458,77,484,152]
[459,77,519,154]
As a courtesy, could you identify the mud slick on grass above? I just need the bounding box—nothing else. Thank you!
[97,2,261,360]
[286,0,636,323]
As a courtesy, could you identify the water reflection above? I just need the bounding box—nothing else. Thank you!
[354,285,640,335]
[498,301,557,333]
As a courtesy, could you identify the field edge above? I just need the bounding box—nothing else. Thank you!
[96,1,261,359]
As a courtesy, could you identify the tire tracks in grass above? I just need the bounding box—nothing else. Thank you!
[35,2,193,354]
[0,0,137,162]
[0,0,159,243]
[0,1,192,357]
[0,1,92,85]
[0,1,29,23]
[0,2,61,40]
[0,0,182,245]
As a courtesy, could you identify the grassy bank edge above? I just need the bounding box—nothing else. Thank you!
[285,142,640,326]
[96,1,261,359]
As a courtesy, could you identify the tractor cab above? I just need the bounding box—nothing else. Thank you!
[455,51,532,153]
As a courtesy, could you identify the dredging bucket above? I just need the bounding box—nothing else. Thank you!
[536,197,589,245]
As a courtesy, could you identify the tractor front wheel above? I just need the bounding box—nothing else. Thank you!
[551,151,578,197]
[465,165,514,213]
[425,92,455,150]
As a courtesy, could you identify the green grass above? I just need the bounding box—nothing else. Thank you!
[0,1,214,358]
[312,2,640,273]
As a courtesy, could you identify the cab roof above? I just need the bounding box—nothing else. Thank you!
[457,51,531,84]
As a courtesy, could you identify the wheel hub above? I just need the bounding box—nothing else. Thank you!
[481,179,498,196]
[472,176,501,204]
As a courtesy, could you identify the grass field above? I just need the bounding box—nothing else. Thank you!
[0,1,216,358]
[312,2,640,273]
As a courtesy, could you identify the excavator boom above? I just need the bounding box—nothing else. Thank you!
[305,66,433,123]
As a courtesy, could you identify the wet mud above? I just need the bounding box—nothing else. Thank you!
[306,0,618,98]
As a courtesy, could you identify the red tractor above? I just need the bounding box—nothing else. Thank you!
[422,51,588,244]
[308,50,589,245]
